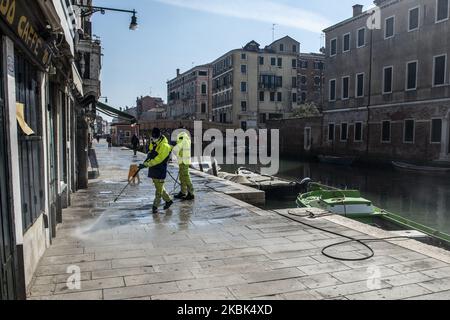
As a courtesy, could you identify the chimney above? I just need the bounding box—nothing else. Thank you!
[176,68,180,77]
[353,4,363,17]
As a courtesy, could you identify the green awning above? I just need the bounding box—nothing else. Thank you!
[96,102,136,123]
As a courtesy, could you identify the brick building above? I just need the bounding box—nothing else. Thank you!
[167,65,212,121]
[298,53,326,108]
[322,0,450,163]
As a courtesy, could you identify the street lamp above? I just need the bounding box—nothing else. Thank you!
[76,5,138,30]
[129,11,138,30]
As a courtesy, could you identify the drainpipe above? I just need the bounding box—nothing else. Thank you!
[366,27,374,158]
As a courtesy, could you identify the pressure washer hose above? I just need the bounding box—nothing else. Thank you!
[283,210,413,262]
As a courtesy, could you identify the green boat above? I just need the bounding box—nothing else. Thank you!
[296,179,450,248]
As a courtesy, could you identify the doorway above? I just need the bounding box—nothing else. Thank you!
[0,43,18,300]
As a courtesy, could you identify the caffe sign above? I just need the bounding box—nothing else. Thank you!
[0,0,52,67]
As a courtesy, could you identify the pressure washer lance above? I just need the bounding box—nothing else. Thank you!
[113,168,142,203]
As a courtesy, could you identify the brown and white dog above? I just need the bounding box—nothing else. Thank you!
[128,164,141,185]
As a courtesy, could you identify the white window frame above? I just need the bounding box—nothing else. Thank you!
[381,120,392,143]
[405,60,418,91]
[329,79,337,101]
[432,54,448,87]
[330,38,337,57]
[436,0,449,23]
[341,76,350,100]
[384,15,395,40]
[430,117,443,144]
[340,123,349,142]
[357,27,366,48]
[408,6,420,32]
[382,66,394,94]
[354,122,364,142]
[328,123,335,142]
[342,33,351,53]
[355,72,365,98]
[403,119,416,144]
[241,64,247,74]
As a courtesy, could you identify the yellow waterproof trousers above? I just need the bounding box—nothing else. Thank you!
[152,179,171,208]
[179,163,194,195]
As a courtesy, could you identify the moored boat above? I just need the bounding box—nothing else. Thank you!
[296,179,450,247]
[392,161,450,173]
[219,167,299,193]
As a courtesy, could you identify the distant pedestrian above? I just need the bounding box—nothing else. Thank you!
[131,134,139,156]
[96,135,100,143]
[106,135,112,148]
[139,128,174,214]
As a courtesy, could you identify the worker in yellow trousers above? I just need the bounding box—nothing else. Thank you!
[173,131,195,201]
[139,128,173,214]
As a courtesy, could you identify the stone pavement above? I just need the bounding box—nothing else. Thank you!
[27,142,450,300]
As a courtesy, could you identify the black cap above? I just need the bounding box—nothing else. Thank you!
[152,128,161,139]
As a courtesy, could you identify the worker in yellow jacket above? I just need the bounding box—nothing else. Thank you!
[173,131,195,201]
[139,128,173,214]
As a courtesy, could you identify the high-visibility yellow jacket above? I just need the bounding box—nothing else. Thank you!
[175,132,191,165]
[144,136,173,179]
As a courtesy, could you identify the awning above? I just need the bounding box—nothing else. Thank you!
[72,63,84,96]
[96,102,137,124]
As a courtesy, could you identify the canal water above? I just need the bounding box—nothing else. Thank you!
[221,159,450,235]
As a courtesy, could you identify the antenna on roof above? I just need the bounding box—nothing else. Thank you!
[272,24,277,42]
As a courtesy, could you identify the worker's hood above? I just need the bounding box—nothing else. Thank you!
[177,132,191,145]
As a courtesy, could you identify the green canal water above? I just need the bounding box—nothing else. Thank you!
[221,159,450,235]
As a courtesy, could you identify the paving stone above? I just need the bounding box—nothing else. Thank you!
[152,287,236,300]
[55,277,125,293]
[313,280,392,299]
[111,256,166,269]
[266,256,318,269]
[36,261,112,276]
[95,249,147,260]
[420,266,450,279]
[262,242,317,253]
[28,284,56,297]
[242,268,305,283]
[45,247,85,257]
[40,254,95,266]
[381,272,434,287]
[103,282,179,300]
[298,262,350,275]
[33,272,92,285]
[298,273,342,289]
[406,290,450,300]
[282,290,324,300]
[417,277,450,292]
[387,259,448,273]
[153,262,203,273]
[92,266,155,279]
[387,251,428,262]
[125,270,195,286]
[266,249,320,261]
[332,266,399,283]
[228,278,306,299]
[345,284,432,300]
[177,275,248,292]
[29,290,103,300]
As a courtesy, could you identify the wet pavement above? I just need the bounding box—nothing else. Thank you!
[27,141,450,300]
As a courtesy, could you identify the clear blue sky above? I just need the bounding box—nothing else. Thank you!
[93,0,374,110]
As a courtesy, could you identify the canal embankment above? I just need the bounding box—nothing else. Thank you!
[26,142,450,300]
